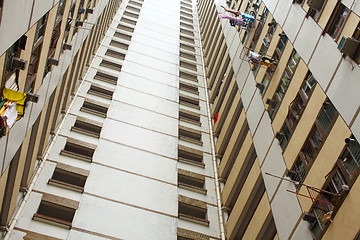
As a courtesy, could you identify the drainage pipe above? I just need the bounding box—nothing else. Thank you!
[194,3,226,240]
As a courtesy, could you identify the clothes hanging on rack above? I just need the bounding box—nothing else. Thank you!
[3,87,27,120]
[218,14,245,26]
[1,102,17,128]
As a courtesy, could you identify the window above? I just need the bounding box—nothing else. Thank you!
[180,11,192,18]
[126,5,140,13]
[180,22,194,30]
[179,109,201,125]
[179,81,198,94]
[26,42,42,92]
[33,194,78,229]
[278,72,317,150]
[180,60,197,71]
[289,99,338,184]
[180,35,195,45]
[260,69,271,95]
[278,124,291,149]
[179,125,202,145]
[94,70,118,84]
[250,22,265,50]
[271,33,288,72]
[267,50,301,120]
[178,145,204,167]
[120,17,137,25]
[179,70,197,82]
[105,49,126,60]
[179,94,200,109]
[117,24,135,33]
[110,40,129,50]
[307,137,360,239]
[180,43,195,52]
[327,3,349,40]
[61,138,96,162]
[178,195,209,225]
[266,20,277,42]
[260,7,269,22]
[4,35,27,87]
[129,0,142,7]
[180,6,192,13]
[88,84,113,99]
[123,11,139,19]
[341,138,360,179]
[242,30,248,44]
[178,169,206,194]
[180,51,196,61]
[177,228,208,240]
[34,14,47,44]
[71,117,102,138]
[48,164,88,192]
[80,99,108,117]
[27,14,46,88]
[44,18,62,77]
[114,32,132,41]
[100,59,122,71]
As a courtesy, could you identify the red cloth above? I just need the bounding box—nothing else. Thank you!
[214,112,219,124]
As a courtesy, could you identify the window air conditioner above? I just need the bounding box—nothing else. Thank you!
[307,0,325,11]
[266,98,276,108]
[275,132,284,141]
[63,43,72,50]
[303,211,316,224]
[256,82,265,91]
[48,58,59,66]
[12,57,27,70]
[75,21,83,27]
[85,8,94,14]
[338,37,360,60]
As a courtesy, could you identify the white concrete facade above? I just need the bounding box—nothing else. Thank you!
[8,0,221,239]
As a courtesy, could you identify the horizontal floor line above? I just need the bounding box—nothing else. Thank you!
[71,227,124,240]
[92,161,178,187]
[83,192,178,219]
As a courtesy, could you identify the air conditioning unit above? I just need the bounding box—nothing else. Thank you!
[85,8,94,14]
[303,211,316,224]
[48,58,59,66]
[286,169,298,180]
[63,43,72,50]
[275,132,284,141]
[256,82,265,91]
[12,57,27,70]
[27,93,39,103]
[266,98,277,108]
[338,37,360,60]
[75,21,83,27]
[307,0,325,11]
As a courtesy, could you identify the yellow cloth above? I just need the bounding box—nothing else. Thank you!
[2,88,27,120]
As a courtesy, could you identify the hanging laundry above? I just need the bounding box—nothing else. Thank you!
[221,6,255,22]
[239,12,255,22]
[221,5,241,16]
[248,51,276,69]
[3,87,27,120]
[219,14,245,26]
[1,102,17,128]
[214,112,219,124]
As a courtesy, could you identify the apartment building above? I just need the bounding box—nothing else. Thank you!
[1,0,359,239]
[198,0,360,239]
[0,0,224,239]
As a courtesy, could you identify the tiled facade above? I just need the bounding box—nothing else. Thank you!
[198,0,360,239]
[0,0,359,239]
